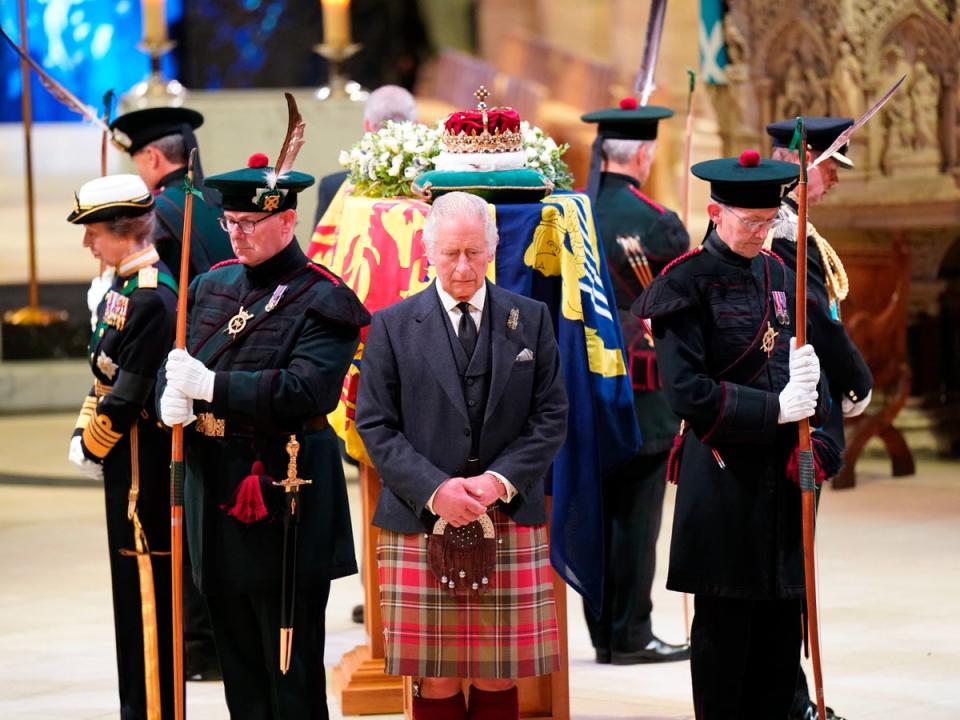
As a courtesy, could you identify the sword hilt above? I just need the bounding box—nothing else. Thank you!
[273,434,313,493]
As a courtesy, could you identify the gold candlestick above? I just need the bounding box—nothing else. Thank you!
[313,43,366,102]
[122,39,185,110]
[4,0,67,327]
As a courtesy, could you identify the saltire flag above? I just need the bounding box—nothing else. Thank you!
[700,0,728,85]
[493,192,640,614]
[310,191,640,614]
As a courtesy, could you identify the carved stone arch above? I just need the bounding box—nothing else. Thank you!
[752,11,832,78]
[866,3,958,74]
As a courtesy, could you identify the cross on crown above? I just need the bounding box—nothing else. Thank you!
[474,85,490,109]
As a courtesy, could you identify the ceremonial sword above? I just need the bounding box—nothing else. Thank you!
[274,435,313,674]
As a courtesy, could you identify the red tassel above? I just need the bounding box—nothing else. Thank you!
[665,421,687,485]
[222,460,270,523]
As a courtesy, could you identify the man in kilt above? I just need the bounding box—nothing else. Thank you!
[356,191,568,720]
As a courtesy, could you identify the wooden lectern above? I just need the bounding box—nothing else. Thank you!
[333,466,571,719]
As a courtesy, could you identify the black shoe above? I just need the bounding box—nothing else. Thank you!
[352,604,364,624]
[789,701,846,720]
[595,648,611,664]
[610,637,691,665]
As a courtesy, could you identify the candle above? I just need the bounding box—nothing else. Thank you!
[142,0,167,45]
[321,0,351,49]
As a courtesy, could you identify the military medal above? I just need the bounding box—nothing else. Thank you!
[772,291,790,326]
[265,284,288,312]
[102,290,129,331]
[761,322,779,357]
[226,306,254,337]
[96,352,118,380]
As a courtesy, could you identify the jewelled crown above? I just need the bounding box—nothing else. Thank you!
[442,86,523,154]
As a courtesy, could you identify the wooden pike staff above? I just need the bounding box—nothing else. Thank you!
[170,147,199,720]
[678,67,696,643]
[793,116,827,720]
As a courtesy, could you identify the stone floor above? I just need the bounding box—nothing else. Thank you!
[0,412,958,719]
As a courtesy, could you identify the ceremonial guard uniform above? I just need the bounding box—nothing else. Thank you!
[634,154,843,719]
[581,102,691,664]
[767,117,873,720]
[111,107,234,281]
[159,149,369,719]
[67,175,177,720]
[111,106,234,680]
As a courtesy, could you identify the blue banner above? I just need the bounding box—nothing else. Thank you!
[495,192,641,614]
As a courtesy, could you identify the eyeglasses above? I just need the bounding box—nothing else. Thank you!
[723,206,778,233]
[219,215,275,235]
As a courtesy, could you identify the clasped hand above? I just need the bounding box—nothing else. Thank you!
[432,474,505,527]
[778,338,821,424]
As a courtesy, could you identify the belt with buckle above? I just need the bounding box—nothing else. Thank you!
[194,413,328,438]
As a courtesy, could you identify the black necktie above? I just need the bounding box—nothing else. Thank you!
[457,301,477,358]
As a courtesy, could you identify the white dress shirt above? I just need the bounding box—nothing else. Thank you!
[426,281,517,513]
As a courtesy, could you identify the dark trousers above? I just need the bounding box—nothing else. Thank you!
[183,534,219,674]
[206,582,331,720]
[583,451,668,652]
[102,427,174,720]
[690,595,801,720]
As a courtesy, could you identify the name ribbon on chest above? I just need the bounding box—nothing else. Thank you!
[771,290,790,326]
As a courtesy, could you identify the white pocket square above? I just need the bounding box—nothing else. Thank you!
[515,348,535,362]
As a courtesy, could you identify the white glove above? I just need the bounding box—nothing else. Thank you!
[778,382,819,424]
[787,338,820,387]
[779,339,821,424]
[842,389,872,418]
[165,349,215,402]
[69,436,104,481]
[87,267,115,331]
[160,386,196,427]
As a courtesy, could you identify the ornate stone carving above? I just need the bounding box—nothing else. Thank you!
[831,40,864,117]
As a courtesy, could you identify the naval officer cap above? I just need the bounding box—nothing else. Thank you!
[204,153,315,213]
[67,174,155,224]
[581,97,674,140]
[766,116,854,169]
[691,150,800,209]
[109,107,204,155]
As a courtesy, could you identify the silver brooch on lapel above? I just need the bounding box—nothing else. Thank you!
[507,307,519,331]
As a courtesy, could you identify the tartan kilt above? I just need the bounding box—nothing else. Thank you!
[377,509,560,678]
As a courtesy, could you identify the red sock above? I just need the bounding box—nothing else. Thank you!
[413,690,466,720]
[467,685,518,720]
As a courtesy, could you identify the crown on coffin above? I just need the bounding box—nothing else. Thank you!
[442,86,523,154]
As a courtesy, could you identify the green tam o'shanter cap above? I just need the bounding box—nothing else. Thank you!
[691,150,799,209]
[204,153,315,213]
[581,97,674,141]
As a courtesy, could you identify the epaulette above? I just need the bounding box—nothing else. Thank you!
[659,245,703,277]
[306,261,341,285]
[628,186,666,215]
[209,258,243,271]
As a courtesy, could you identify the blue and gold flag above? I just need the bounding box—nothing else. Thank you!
[495,192,641,614]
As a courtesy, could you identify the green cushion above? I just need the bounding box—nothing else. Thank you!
[412,168,553,204]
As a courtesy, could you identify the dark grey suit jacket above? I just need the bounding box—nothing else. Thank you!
[356,280,568,533]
